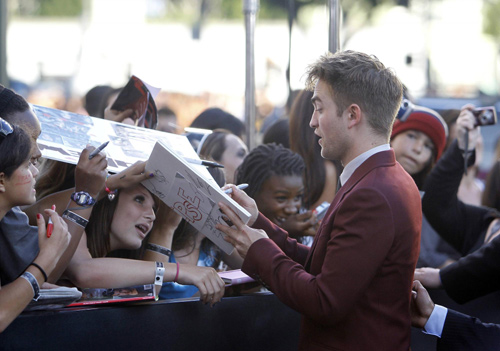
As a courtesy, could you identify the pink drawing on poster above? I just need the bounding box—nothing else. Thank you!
[173,188,203,223]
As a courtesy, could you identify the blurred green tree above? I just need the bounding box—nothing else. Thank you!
[483,0,500,41]
[12,0,82,17]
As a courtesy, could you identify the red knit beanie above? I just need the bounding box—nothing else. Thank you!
[391,106,448,160]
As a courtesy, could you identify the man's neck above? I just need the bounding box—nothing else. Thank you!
[342,136,388,166]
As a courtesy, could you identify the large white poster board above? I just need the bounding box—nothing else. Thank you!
[33,104,212,179]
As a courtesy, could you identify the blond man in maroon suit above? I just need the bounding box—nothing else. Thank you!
[217,51,421,351]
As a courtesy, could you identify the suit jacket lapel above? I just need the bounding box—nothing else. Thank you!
[303,150,396,271]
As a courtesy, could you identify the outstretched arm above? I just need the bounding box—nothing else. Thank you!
[0,209,70,332]
[64,234,225,306]
[218,187,396,324]
[423,106,490,254]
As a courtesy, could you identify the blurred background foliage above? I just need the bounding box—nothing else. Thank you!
[9,0,411,21]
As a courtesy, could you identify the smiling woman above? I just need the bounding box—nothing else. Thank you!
[235,143,318,242]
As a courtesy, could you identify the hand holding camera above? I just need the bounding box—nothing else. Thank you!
[472,106,497,127]
[456,104,486,152]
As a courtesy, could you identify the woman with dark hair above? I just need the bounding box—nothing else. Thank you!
[199,129,248,184]
[84,184,161,258]
[288,90,342,210]
[60,181,225,304]
[0,84,104,289]
[0,118,70,332]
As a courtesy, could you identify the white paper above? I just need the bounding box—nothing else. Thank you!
[143,141,251,254]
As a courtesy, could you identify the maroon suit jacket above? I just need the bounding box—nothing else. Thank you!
[242,150,421,351]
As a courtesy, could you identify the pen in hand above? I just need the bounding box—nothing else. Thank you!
[47,204,55,238]
[47,217,54,238]
[89,141,110,160]
[224,183,249,194]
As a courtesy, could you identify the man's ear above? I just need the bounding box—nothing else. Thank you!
[346,104,362,129]
[0,173,6,193]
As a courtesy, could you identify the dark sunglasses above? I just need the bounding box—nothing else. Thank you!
[0,117,14,140]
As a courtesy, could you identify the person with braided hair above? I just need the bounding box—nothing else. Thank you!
[235,143,317,241]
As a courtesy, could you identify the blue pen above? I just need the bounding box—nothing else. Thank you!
[224,183,249,194]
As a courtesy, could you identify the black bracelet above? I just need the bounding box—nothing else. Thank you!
[20,272,41,301]
[30,262,48,282]
[146,243,172,257]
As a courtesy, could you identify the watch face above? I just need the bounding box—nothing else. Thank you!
[72,192,95,206]
[77,193,89,205]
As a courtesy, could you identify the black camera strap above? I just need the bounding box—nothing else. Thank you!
[463,129,469,176]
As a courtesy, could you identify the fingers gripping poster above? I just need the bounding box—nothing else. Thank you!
[143,141,250,254]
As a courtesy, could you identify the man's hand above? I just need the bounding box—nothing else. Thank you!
[75,146,108,199]
[414,267,443,288]
[411,280,435,329]
[221,184,259,226]
[456,104,481,151]
[216,202,268,259]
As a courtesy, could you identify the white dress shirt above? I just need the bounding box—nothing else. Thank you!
[423,304,448,337]
[339,144,391,187]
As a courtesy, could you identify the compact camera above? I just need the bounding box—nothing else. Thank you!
[472,107,497,127]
